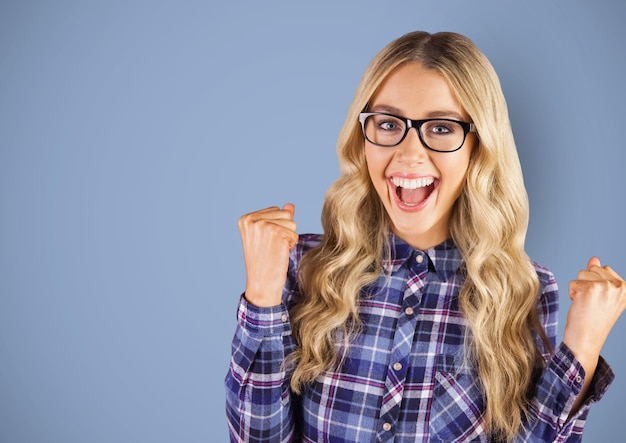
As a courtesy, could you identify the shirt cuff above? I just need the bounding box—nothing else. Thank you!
[586,354,614,402]
[549,342,585,395]
[237,293,292,337]
[553,341,615,407]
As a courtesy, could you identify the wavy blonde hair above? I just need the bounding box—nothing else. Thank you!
[289,31,551,441]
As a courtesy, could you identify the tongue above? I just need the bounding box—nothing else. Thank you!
[398,186,429,205]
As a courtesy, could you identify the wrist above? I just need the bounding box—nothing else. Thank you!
[562,335,601,376]
[244,287,283,308]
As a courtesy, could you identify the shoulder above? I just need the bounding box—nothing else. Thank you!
[531,261,560,347]
[288,233,323,268]
[531,261,558,295]
[283,234,323,304]
[297,233,324,252]
[531,261,559,317]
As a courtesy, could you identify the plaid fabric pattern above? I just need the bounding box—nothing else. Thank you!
[226,233,613,442]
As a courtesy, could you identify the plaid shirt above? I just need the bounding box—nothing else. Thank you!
[226,233,613,442]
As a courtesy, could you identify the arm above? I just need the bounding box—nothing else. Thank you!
[564,257,625,412]
[225,205,303,442]
[515,265,615,442]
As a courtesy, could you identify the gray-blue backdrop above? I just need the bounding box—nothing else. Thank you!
[1,1,624,441]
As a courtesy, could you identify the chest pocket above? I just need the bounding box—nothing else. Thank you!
[429,353,487,443]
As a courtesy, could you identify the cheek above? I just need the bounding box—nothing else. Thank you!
[364,149,391,200]
[364,150,379,182]
[364,147,392,178]
[442,155,471,186]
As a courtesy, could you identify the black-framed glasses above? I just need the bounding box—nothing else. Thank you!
[359,112,477,152]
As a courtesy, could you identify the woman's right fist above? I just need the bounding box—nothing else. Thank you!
[238,204,298,307]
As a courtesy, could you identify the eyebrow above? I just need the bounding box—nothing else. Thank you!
[368,104,466,121]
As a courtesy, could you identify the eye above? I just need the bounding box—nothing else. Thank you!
[424,120,457,136]
[379,121,398,131]
[432,125,451,134]
[371,115,404,132]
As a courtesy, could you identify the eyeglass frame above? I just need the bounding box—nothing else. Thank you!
[358,112,477,153]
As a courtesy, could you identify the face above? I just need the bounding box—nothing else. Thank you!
[364,62,475,250]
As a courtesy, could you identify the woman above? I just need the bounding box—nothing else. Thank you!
[226,31,622,442]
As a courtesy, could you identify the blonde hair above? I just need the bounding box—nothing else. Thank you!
[289,31,551,441]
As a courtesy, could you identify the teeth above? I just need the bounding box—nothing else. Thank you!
[391,176,434,189]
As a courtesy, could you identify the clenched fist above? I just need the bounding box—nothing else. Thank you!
[238,204,298,307]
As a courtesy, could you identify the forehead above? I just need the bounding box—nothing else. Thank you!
[369,62,469,120]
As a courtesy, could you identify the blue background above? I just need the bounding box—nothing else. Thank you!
[1,1,625,441]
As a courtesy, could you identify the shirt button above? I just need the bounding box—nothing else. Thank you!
[416,254,424,264]
[404,307,414,316]
[281,313,288,322]
[575,375,582,384]
[383,422,392,431]
[393,362,403,371]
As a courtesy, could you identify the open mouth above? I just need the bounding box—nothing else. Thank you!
[391,176,436,207]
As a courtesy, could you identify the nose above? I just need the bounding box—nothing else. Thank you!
[396,127,429,165]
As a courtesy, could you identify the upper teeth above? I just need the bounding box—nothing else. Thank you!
[392,177,434,189]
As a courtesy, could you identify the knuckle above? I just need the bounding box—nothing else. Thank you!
[257,219,272,231]
[240,211,256,222]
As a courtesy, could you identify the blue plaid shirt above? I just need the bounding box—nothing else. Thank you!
[226,233,613,442]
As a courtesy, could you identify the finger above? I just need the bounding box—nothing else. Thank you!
[286,230,299,250]
[577,269,606,282]
[601,264,625,283]
[282,203,295,219]
[246,206,280,216]
[568,279,580,300]
[261,205,295,221]
[587,256,601,270]
[262,218,297,232]
[578,263,625,284]
[261,219,298,248]
[239,206,280,227]
[257,207,293,219]
[569,279,602,300]
[240,206,294,226]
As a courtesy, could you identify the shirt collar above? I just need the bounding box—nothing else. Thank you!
[383,232,463,281]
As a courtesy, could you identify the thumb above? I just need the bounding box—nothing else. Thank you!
[587,256,601,270]
[282,203,295,219]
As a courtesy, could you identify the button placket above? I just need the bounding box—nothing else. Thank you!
[377,257,426,440]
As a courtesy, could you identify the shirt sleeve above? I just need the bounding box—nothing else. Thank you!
[224,237,315,443]
[516,266,615,442]
[225,295,298,442]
